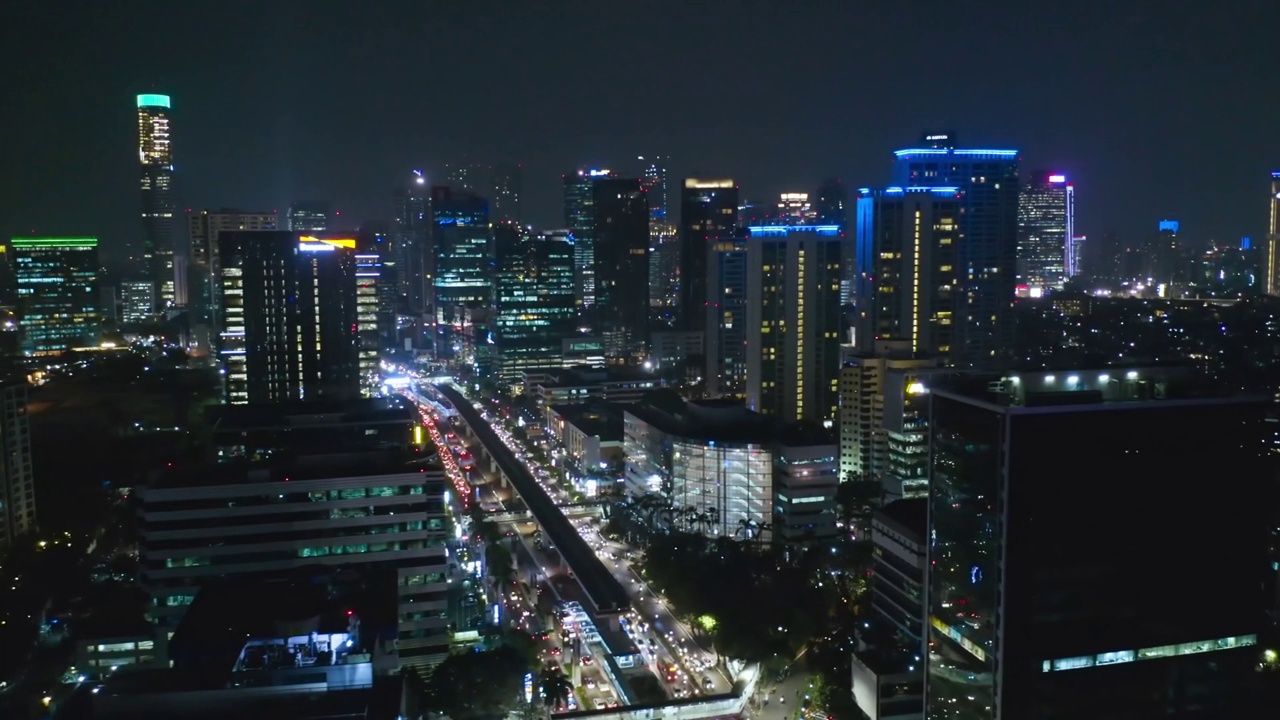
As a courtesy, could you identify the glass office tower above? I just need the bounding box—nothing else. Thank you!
[493,231,576,386]
[137,94,175,310]
[1017,172,1073,293]
[926,371,1269,719]
[11,237,100,355]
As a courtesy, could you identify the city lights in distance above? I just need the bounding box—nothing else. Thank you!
[1048,174,1067,183]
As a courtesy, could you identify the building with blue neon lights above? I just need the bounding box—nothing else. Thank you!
[430,186,491,360]
[890,134,1019,368]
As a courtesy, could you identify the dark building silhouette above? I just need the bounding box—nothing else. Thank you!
[679,178,738,331]
[592,177,650,353]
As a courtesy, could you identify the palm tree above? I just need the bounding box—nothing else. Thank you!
[538,665,574,711]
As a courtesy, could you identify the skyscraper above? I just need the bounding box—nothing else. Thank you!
[11,237,99,355]
[187,209,278,351]
[744,226,842,423]
[355,253,381,394]
[926,371,1269,718]
[679,178,738,331]
[288,201,332,232]
[564,169,613,308]
[855,187,962,360]
[1267,172,1280,296]
[640,157,675,309]
[0,382,33,552]
[592,177,650,352]
[392,173,430,315]
[494,231,576,386]
[137,94,175,311]
[1142,220,1181,289]
[890,134,1019,368]
[1016,172,1073,293]
[704,236,748,397]
[217,232,360,404]
[430,186,490,357]
[491,164,522,223]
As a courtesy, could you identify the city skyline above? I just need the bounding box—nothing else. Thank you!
[3,2,1279,271]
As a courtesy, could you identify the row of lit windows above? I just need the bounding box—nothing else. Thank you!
[1042,634,1257,672]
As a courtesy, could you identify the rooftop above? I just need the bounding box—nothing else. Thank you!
[875,498,928,542]
[548,403,626,442]
[212,397,417,431]
[150,449,441,490]
[625,390,774,445]
[930,366,1248,412]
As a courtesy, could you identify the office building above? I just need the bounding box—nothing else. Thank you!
[855,187,962,360]
[890,134,1019,367]
[12,237,99,355]
[355,254,381,394]
[1142,220,1183,291]
[851,498,927,720]
[287,201,331,232]
[744,226,842,424]
[649,331,703,373]
[120,279,155,323]
[491,163,522,223]
[565,169,614,307]
[430,186,490,356]
[1017,172,1073,293]
[187,210,278,349]
[137,94,176,311]
[1067,235,1085,280]
[592,177,650,351]
[217,232,360,404]
[838,341,942,500]
[0,382,33,552]
[1267,172,1280,296]
[139,408,449,666]
[494,231,577,387]
[623,392,773,537]
[772,429,839,543]
[545,403,626,493]
[705,236,748,397]
[926,370,1269,718]
[679,179,738,331]
[392,173,430,315]
[640,158,676,308]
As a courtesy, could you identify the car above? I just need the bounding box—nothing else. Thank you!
[606,701,620,708]
[581,656,593,665]
[592,698,607,710]
[584,678,596,689]
[549,647,562,656]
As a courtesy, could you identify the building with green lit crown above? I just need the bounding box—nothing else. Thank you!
[11,237,100,355]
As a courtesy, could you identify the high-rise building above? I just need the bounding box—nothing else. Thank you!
[926,370,1270,718]
[639,157,669,222]
[137,94,175,311]
[430,186,490,357]
[491,164,522,223]
[494,231,577,386]
[744,226,842,424]
[680,179,739,331]
[355,254,381,394]
[287,201,331,232]
[217,232,360,404]
[890,134,1019,367]
[0,382,33,552]
[1016,172,1073,293]
[812,178,852,304]
[119,279,155,324]
[837,340,941,497]
[358,225,402,354]
[640,157,675,308]
[187,209,279,350]
[564,169,614,308]
[592,178,650,352]
[11,237,99,355]
[392,173,430,315]
[1267,172,1280,296]
[1142,220,1181,289]
[855,187,962,360]
[705,236,748,398]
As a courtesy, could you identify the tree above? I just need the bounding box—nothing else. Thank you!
[424,645,530,720]
[486,540,516,592]
[537,664,574,710]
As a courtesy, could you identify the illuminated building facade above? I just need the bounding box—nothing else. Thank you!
[392,173,430,315]
[705,236,748,397]
[137,94,175,311]
[744,226,842,424]
[11,237,100,355]
[287,201,331,232]
[679,178,738,331]
[355,254,381,394]
[0,382,33,553]
[187,209,278,350]
[120,279,155,324]
[564,169,613,307]
[217,232,360,404]
[926,371,1269,719]
[494,231,577,387]
[430,187,490,357]
[1265,177,1280,292]
[855,187,962,361]
[641,157,675,307]
[891,134,1019,368]
[491,163,522,223]
[592,177,650,352]
[1016,172,1073,293]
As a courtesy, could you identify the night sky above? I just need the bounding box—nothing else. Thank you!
[2,0,1278,271]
